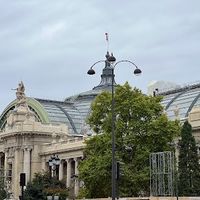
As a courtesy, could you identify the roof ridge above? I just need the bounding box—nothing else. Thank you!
[158,82,200,96]
[35,98,73,105]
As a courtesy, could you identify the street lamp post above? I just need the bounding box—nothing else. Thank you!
[48,155,61,178]
[48,155,61,200]
[87,52,142,200]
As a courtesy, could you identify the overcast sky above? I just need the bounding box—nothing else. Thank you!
[0,0,200,113]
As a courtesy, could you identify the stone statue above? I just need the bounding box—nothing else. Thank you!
[6,81,35,127]
[14,81,28,109]
[15,81,25,99]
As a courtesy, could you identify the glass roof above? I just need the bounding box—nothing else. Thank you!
[36,99,83,134]
[160,84,200,120]
[35,85,107,135]
[35,83,200,135]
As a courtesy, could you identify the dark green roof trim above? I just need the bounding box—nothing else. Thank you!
[27,98,50,123]
[0,98,50,130]
[0,102,16,130]
[0,99,17,121]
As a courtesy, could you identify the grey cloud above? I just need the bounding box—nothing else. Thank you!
[0,0,200,113]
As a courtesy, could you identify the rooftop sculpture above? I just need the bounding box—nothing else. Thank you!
[14,81,28,110]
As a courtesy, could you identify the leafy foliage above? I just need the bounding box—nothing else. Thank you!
[79,83,180,198]
[178,120,200,196]
[24,172,68,200]
[0,176,6,200]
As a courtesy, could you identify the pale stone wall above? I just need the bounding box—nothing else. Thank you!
[79,197,200,200]
[189,107,200,146]
[150,197,200,200]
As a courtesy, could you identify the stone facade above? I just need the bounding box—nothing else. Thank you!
[0,80,200,199]
[0,91,86,199]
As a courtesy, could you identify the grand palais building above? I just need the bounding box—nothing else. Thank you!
[0,53,200,199]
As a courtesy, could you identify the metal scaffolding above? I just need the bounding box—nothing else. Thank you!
[150,151,174,196]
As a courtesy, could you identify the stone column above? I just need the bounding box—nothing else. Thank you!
[0,153,3,178]
[66,158,72,188]
[4,149,8,178]
[0,153,2,171]
[41,157,47,171]
[59,160,64,181]
[74,157,79,197]
[13,148,21,199]
[23,147,31,183]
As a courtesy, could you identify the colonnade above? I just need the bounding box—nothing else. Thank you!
[0,149,82,197]
[46,156,82,197]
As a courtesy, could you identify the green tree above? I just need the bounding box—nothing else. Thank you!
[178,120,200,196]
[79,83,180,198]
[24,172,68,200]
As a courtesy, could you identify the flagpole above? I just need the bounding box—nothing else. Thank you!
[105,32,109,52]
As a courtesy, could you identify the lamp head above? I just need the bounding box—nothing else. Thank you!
[134,68,142,75]
[48,158,53,167]
[107,53,116,64]
[87,68,95,75]
[55,156,61,165]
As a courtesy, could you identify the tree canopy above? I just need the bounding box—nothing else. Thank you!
[178,120,200,196]
[78,83,180,198]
